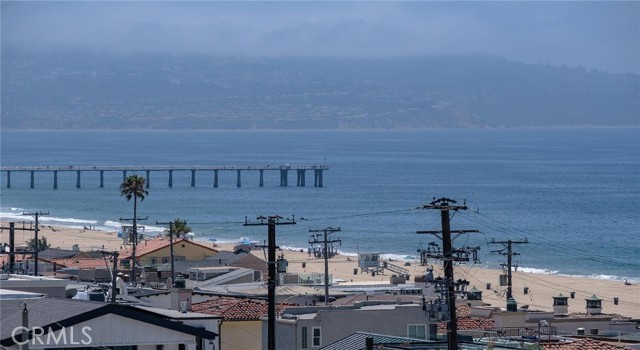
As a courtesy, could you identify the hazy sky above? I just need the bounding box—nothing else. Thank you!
[2,1,639,74]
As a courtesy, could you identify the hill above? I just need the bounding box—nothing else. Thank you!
[2,52,638,129]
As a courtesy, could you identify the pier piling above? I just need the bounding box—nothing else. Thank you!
[191,170,196,187]
[237,170,242,188]
[259,170,264,187]
[6,171,10,188]
[145,170,151,188]
[76,170,81,189]
[53,171,58,189]
[296,169,306,186]
[214,170,218,188]
[100,171,104,188]
[168,170,173,188]
[30,171,35,189]
[314,169,324,187]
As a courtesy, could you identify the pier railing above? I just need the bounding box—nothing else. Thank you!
[0,164,328,189]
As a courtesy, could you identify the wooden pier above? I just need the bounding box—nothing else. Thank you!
[0,165,328,189]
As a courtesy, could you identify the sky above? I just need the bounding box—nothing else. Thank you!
[2,1,639,74]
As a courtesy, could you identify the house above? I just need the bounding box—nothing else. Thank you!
[152,257,263,283]
[194,281,350,306]
[0,274,69,298]
[320,332,434,350]
[540,338,633,350]
[0,291,219,350]
[38,248,107,260]
[119,238,218,268]
[269,301,434,349]
[205,251,268,276]
[192,296,292,350]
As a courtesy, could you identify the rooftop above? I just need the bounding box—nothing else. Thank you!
[48,257,110,269]
[192,296,290,321]
[119,238,218,259]
[541,338,630,350]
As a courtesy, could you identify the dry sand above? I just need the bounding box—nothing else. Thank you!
[2,222,638,318]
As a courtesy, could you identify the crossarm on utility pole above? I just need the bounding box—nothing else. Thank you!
[243,215,296,350]
[309,227,341,305]
[22,211,49,276]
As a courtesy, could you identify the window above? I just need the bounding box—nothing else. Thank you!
[312,327,321,347]
[150,257,157,265]
[301,326,308,349]
[161,257,169,264]
[407,324,427,340]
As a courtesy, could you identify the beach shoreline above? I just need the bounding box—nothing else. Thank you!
[1,221,639,318]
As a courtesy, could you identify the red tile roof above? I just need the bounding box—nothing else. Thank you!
[541,338,630,350]
[119,238,217,259]
[48,258,110,269]
[437,304,495,333]
[192,297,291,321]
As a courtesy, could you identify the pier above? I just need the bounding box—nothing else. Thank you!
[0,165,328,189]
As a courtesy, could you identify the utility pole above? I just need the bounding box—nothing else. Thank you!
[156,220,177,283]
[489,238,528,301]
[100,250,120,303]
[22,211,49,276]
[308,227,341,305]
[417,197,478,350]
[119,216,147,284]
[0,223,37,274]
[244,215,296,350]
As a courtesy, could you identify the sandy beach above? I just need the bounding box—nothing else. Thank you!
[2,221,639,318]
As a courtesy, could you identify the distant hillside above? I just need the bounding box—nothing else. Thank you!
[2,52,638,129]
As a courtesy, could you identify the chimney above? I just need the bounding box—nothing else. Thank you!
[585,294,602,315]
[553,293,569,315]
[170,275,192,312]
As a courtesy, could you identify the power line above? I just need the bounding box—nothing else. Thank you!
[416,197,479,350]
[489,238,529,303]
[308,227,341,305]
[0,222,38,274]
[22,211,49,276]
[156,220,177,283]
[461,211,639,268]
[243,215,296,350]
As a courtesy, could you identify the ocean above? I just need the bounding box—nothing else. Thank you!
[1,128,639,282]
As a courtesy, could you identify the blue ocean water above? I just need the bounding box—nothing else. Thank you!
[1,128,639,281]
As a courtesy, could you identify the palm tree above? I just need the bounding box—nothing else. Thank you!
[165,218,192,282]
[167,219,192,240]
[120,174,148,284]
